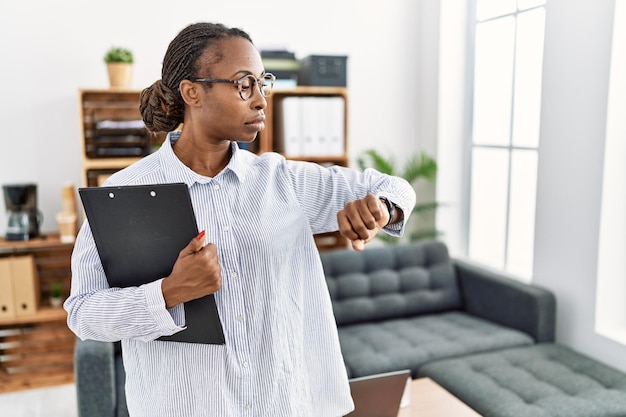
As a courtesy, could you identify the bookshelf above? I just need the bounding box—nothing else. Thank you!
[78,89,165,187]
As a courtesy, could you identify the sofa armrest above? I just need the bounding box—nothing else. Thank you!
[74,338,117,417]
[453,259,556,343]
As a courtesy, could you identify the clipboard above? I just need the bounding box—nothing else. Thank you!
[78,183,225,345]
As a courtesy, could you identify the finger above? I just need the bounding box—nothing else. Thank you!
[356,194,388,231]
[339,211,371,241]
[201,243,218,261]
[369,195,388,225]
[182,230,206,256]
[351,216,372,240]
[357,200,379,230]
[359,193,387,226]
[337,211,359,241]
[351,239,365,251]
[338,201,378,241]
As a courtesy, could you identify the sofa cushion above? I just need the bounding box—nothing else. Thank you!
[322,242,461,325]
[338,311,534,378]
[418,344,626,417]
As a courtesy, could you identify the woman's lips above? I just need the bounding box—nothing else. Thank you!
[246,116,265,131]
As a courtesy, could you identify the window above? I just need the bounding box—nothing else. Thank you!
[466,0,546,279]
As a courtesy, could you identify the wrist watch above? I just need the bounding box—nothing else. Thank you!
[380,197,395,227]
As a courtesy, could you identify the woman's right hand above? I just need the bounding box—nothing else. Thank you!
[161,231,222,308]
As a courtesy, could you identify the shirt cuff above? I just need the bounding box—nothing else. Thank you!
[145,279,186,333]
[377,194,407,237]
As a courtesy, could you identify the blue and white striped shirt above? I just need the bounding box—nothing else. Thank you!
[65,132,416,417]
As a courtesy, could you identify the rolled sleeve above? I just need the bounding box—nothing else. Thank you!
[377,187,416,237]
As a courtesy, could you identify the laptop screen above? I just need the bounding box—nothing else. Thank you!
[346,370,411,417]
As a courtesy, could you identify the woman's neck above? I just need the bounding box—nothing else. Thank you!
[173,134,232,178]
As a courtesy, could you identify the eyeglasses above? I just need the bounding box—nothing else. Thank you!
[192,73,276,101]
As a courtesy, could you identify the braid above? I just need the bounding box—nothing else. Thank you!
[139,22,253,133]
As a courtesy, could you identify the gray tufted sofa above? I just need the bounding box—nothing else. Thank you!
[320,240,556,379]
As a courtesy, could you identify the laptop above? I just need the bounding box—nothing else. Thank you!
[346,369,411,417]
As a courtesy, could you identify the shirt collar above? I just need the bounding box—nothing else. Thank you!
[159,131,249,185]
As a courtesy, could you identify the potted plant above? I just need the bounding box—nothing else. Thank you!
[49,282,64,308]
[357,149,442,244]
[104,46,134,89]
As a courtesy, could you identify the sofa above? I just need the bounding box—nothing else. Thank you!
[74,240,626,417]
[320,240,555,379]
[322,241,626,416]
[74,338,127,417]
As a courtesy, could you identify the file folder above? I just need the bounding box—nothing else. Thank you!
[79,183,225,345]
[11,255,39,316]
[0,258,16,319]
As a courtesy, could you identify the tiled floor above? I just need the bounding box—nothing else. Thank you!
[0,384,77,417]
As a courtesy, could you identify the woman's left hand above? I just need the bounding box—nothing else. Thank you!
[337,193,390,251]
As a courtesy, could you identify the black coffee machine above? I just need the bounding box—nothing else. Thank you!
[3,183,42,241]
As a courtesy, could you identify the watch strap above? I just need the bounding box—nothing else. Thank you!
[380,197,395,227]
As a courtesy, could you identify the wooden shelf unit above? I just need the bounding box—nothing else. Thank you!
[0,234,75,393]
[78,89,166,187]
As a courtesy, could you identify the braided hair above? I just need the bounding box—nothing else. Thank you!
[140,22,253,133]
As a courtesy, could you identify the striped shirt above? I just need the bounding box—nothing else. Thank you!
[65,131,416,417]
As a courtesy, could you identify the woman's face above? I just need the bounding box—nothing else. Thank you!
[193,37,268,144]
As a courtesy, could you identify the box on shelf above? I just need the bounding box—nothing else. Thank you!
[261,49,299,87]
[298,55,348,87]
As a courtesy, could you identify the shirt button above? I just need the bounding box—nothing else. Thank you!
[213,183,220,190]
[223,225,230,232]
[242,361,248,368]
[236,315,243,322]
[231,272,238,279]
[245,404,251,411]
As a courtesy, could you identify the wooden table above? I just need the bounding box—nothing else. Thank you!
[397,378,482,417]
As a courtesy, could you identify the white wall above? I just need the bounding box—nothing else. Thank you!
[533,0,626,371]
[596,0,626,345]
[0,0,434,235]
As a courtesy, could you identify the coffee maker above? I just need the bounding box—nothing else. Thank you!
[3,183,42,241]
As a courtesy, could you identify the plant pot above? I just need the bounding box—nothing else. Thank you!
[107,63,133,89]
[49,296,63,308]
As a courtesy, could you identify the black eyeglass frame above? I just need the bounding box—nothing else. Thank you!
[192,73,276,101]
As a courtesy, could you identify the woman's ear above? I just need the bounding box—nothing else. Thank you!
[179,80,202,107]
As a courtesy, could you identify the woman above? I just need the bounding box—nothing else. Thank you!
[66,22,416,417]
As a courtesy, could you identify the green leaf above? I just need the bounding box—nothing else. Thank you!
[358,149,395,175]
[412,202,440,215]
[402,152,438,183]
